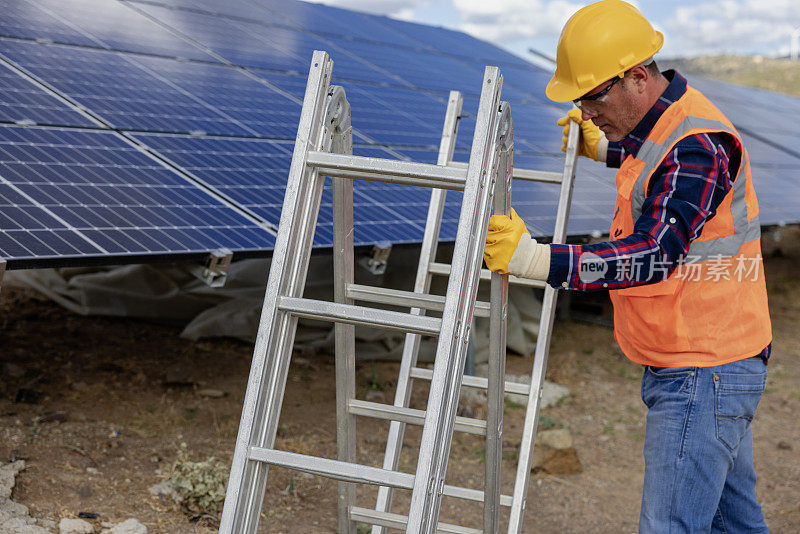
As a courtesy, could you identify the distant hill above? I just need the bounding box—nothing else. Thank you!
[661,55,800,97]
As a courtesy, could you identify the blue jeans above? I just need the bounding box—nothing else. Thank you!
[639,356,768,533]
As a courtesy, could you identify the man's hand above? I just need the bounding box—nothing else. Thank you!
[484,208,550,280]
[557,109,608,162]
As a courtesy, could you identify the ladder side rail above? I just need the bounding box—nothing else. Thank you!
[331,85,358,534]
[484,102,513,533]
[371,91,464,534]
[408,67,505,534]
[219,51,334,534]
[507,114,581,534]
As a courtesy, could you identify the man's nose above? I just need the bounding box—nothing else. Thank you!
[581,108,598,120]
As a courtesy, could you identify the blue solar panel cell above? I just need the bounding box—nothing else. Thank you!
[0,62,97,128]
[129,55,302,139]
[132,2,402,87]
[127,0,281,24]
[0,125,275,263]
[339,84,448,148]
[322,38,484,92]
[26,0,218,62]
[0,0,100,48]
[132,135,435,247]
[0,39,256,136]
[367,14,531,68]
[128,0,425,49]
[131,134,294,223]
[257,0,430,50]
[122,3,322,74]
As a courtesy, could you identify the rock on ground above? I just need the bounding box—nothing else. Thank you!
[59,518,94,534]
[0,461,51,534]
[100,519,147,534]
[0,461,26,500]
[532,446,583,475]
[147,480,181,503]
[537,428,573,450]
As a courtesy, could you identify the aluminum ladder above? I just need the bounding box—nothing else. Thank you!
[219,50,514,534]
[367,94,581,533]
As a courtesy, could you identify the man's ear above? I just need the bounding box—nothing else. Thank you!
[629,65,649,94]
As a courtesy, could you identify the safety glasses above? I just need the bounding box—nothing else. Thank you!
[573,75,622,110]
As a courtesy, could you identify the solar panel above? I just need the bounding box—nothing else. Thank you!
[0,125,275,266]
[0,0,797,272]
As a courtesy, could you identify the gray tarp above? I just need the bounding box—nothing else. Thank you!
[4,248,542,363]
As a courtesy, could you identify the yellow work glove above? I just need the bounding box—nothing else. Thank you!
[557,109,608,162]
[484,208,550,280]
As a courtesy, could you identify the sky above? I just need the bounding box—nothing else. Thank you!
[308,0,800,65]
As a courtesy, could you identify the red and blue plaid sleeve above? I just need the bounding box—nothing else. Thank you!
[606,141,624,169]
[547,132,738,291]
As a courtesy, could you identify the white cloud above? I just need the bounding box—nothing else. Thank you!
[454,0,583,42]
[664,0,800,56]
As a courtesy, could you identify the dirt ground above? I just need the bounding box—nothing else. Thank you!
[1,239,799,533]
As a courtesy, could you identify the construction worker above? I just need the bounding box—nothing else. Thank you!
[484,1,772,532]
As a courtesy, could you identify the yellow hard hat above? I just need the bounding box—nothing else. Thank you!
[546,0,664,103]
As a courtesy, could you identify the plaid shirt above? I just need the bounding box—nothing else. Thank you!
[547,70,770,360]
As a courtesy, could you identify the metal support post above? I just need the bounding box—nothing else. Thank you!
[330,84,358,534]
[484,101,513,533]
[506,111,580,534]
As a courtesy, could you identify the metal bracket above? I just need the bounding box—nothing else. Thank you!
[324,85,353,154]
[358,241,392,276]
[190,248,232,287]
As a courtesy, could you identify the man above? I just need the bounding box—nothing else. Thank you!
[484,1,772,532]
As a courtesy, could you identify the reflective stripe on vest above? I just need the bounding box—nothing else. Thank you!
[628,116,760,262]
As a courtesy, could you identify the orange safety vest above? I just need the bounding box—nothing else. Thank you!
[608,86,772,367]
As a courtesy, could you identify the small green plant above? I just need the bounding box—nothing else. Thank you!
[366,360,392,391]
[168,443,228,514]
[504,397,525,410]
[538,416,566,430]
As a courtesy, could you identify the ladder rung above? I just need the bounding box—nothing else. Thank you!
[248,447,414,489]
[428,262,546,288]
[410,366,529,396]
[350,506,482,534]
[449,161,562,184]
[442,485,514,507]
[307,151,467,190]
[348,399,486,436]
[277,296,442,336]
[345,283,491,318]
[513,167,563,184]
